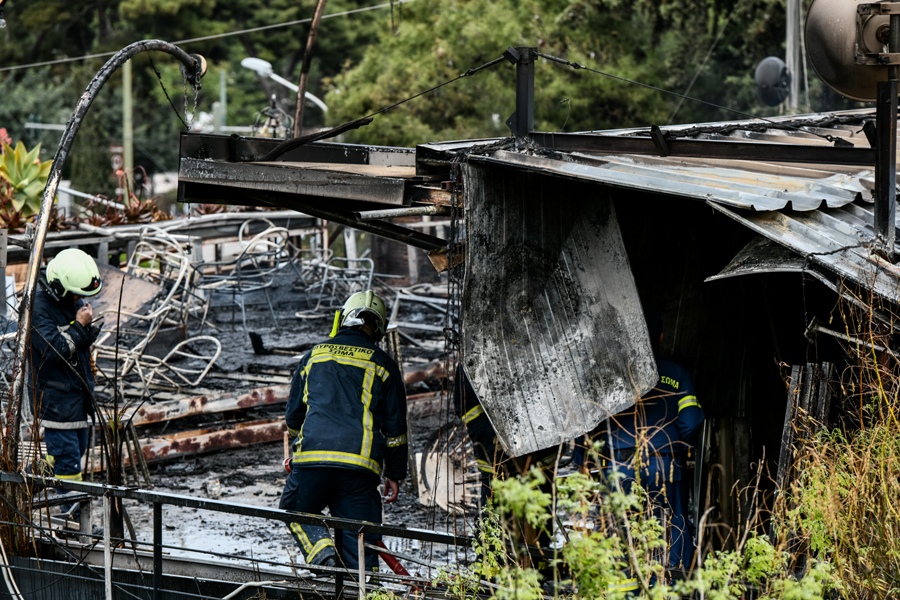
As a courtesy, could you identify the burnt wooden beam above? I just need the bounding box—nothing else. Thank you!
[124,385,291,427]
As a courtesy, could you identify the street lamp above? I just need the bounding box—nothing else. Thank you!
[240,57,328,114]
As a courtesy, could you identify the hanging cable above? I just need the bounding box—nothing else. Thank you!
[147,56,190,131]
[667,7,740,124]
[536,51,856,147]
[0,0,422,74]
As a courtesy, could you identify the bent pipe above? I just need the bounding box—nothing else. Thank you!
[3,40,205,466]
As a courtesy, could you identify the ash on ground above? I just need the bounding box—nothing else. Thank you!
[119,275,481,577]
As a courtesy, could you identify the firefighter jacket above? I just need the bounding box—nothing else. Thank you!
[452,364,495,441]
[286,327,409,481]
[452,363,499,478]
[608,355,704,456]
[30,280,99,429]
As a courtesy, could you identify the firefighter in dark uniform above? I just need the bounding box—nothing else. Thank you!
[452,363,500,509]
[280,290,408,571]
[574,309,704,577]
[30,248,103,484]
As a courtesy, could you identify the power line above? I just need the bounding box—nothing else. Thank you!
[666,6,740,124]
[0,0,419,74]
[360,55,507,121]
[536,51,852,146]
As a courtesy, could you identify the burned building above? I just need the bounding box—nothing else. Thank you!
[178,103,899,552]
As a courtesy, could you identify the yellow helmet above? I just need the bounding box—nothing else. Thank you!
[330,290,388,339]
[46,249,102,298]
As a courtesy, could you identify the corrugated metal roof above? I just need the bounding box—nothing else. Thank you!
[437,108,900,302]
[471,149,870,211]
[709,201,900,302]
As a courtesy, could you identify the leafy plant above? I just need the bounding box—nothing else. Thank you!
[82,168,172,227]
[0,140,51,216]
[440,458,842,599]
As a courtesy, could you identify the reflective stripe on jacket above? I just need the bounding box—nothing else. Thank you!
[608,355,704,456]
[286,328,409,480]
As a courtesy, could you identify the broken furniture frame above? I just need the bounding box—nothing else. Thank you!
[92,226,220,397]
[296,255,375,317]
[195,218,294,330]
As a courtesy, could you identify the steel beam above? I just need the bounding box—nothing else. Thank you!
[179,157,413,206]
[529,131,875,165]
[245,190,448,251]
[134,420,287,465]
[179,132,416,166]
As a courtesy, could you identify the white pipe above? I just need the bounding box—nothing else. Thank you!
[221,580,292,600]
[0,536,24,599]
[104,495,112,600]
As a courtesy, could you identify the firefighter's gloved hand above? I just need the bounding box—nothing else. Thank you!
[87,324,102,344]
[382,477,400,503]
[283,457,292,473]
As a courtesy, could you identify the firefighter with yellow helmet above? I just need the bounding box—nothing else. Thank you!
[279,289,408,570]
[30,248,103,492]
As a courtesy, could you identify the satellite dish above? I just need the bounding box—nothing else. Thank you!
[755,56,791,106]
[806,0,892,101]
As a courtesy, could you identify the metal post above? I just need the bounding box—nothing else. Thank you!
[785,0,801,110]
[357,531,365,600]
[0,229,7,320]
[334,534,344,599]
[104,495,113,600]
[2,40,203,468]
[874,14,900,257]
[153,502,163,600]
[123,59,134,191]
[504,47,537,138]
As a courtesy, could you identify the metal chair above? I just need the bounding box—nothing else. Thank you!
[91,227,219,397]
[296,256,375,319]
[196,220,292,330]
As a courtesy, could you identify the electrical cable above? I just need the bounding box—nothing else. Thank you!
[0,0,421,74]
[358,54,507,123]
[666,7,739,124]
[147,55,191,131]
[536,51,855,147]
[0,535,24,600]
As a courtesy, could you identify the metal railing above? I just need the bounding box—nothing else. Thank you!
[0,471,476,600]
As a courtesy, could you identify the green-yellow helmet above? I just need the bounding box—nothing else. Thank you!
[46,248,102,298]
[330,290,388,339]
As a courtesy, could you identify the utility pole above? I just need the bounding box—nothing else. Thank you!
[123,59,134,191]
[294,0,328,137]
[785,0,801,111]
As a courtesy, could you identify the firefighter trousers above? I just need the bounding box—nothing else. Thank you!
[279,466,382,570]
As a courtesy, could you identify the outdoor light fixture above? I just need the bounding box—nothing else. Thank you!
[240,57,328,113]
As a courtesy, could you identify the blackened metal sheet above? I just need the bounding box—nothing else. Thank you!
[704,236,808,281]
[461,163,657,457]
[709,201,900,303]
[474,150,867,212]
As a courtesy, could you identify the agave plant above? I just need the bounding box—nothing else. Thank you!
[0,140,52,216]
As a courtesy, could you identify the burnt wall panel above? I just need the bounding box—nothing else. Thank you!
[461,164,657,457]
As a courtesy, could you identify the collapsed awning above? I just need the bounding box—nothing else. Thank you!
[708,201,900,304]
